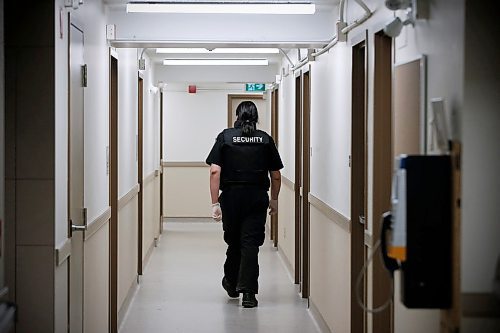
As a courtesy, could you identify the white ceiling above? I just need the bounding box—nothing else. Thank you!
[103,0,341,78]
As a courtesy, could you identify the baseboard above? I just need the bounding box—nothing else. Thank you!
[309,298,333,333]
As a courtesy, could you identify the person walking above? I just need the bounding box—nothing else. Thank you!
[206,100,283,308]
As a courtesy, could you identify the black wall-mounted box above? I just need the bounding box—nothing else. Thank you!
[400,155,452,309]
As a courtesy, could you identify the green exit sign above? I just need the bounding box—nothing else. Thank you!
[246,83,266,92]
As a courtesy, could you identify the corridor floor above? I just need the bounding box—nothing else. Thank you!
[120,221,321,333]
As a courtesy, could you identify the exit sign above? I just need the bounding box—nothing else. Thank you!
[246,83,266,92]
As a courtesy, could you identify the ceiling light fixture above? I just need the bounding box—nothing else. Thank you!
[163,58,269,66]
[127,2,315,15]
[156,48,280,54]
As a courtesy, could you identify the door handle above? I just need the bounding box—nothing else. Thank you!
[71,223,87,232]
[359,215,366,225]
[70,208,88,232]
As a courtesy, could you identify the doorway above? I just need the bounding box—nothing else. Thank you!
[68,14,86,333]
[351,37,368,333]
[109,50,119,333]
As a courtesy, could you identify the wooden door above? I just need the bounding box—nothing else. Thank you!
[351,38,368,333]
[372,30,394,333]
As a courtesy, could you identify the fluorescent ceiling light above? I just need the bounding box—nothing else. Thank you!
[163,58,269,66]
[127,2,315,15]
[156,48,280,54]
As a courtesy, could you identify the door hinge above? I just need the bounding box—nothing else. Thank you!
[349,155,352,167]
[81,64,88,87]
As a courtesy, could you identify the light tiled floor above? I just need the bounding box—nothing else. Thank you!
[119,221,321,333]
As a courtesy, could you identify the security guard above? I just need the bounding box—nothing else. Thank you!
[206,101,283,308]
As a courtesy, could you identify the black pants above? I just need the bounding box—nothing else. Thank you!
[219,187,268,294]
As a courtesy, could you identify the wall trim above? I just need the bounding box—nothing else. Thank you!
[161,161,207,167]
[308,193,351,233]
[118,184,140,211]
[143,170,157,186]
[55,238,72,266]
[282,175,295,191]
[85,207,111,241]
[309,298,333,333]
[364,230,374,248]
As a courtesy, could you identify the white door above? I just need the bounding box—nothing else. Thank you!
[69,15,86,333]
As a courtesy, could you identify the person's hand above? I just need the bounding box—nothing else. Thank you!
[212,203,222,222]
[269,199,278,215]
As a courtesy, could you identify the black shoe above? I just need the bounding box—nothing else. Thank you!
[242,293,258,308]
[222,278,239,298]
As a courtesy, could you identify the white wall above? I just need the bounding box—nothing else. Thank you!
[118,48,138,196]
[82,0,110,223]
[163,84,253,161]
[141,54,160,175]
[309,44,351,217]
[277,67,296,182]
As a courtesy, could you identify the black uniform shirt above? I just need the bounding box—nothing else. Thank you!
[206,127,283,190]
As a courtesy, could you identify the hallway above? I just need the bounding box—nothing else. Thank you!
[120,222,320,333]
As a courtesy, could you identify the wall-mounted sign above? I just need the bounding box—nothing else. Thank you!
[245,83,266,92]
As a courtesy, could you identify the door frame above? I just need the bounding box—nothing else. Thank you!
[159,91,164,234]
[108,48,119,333]
[294,73,302,285]
[270,88,279,247]
[301,68,311,299]
[137,74,144,275]
[351,32,368,333]
[372,29,394,333]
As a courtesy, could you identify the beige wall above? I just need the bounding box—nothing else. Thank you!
[84,223,110,333]
[143,173,160,263]
[309,202,351,333]
[118,194,138,313]
[164,165,211,218]
[277,179,296,274]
